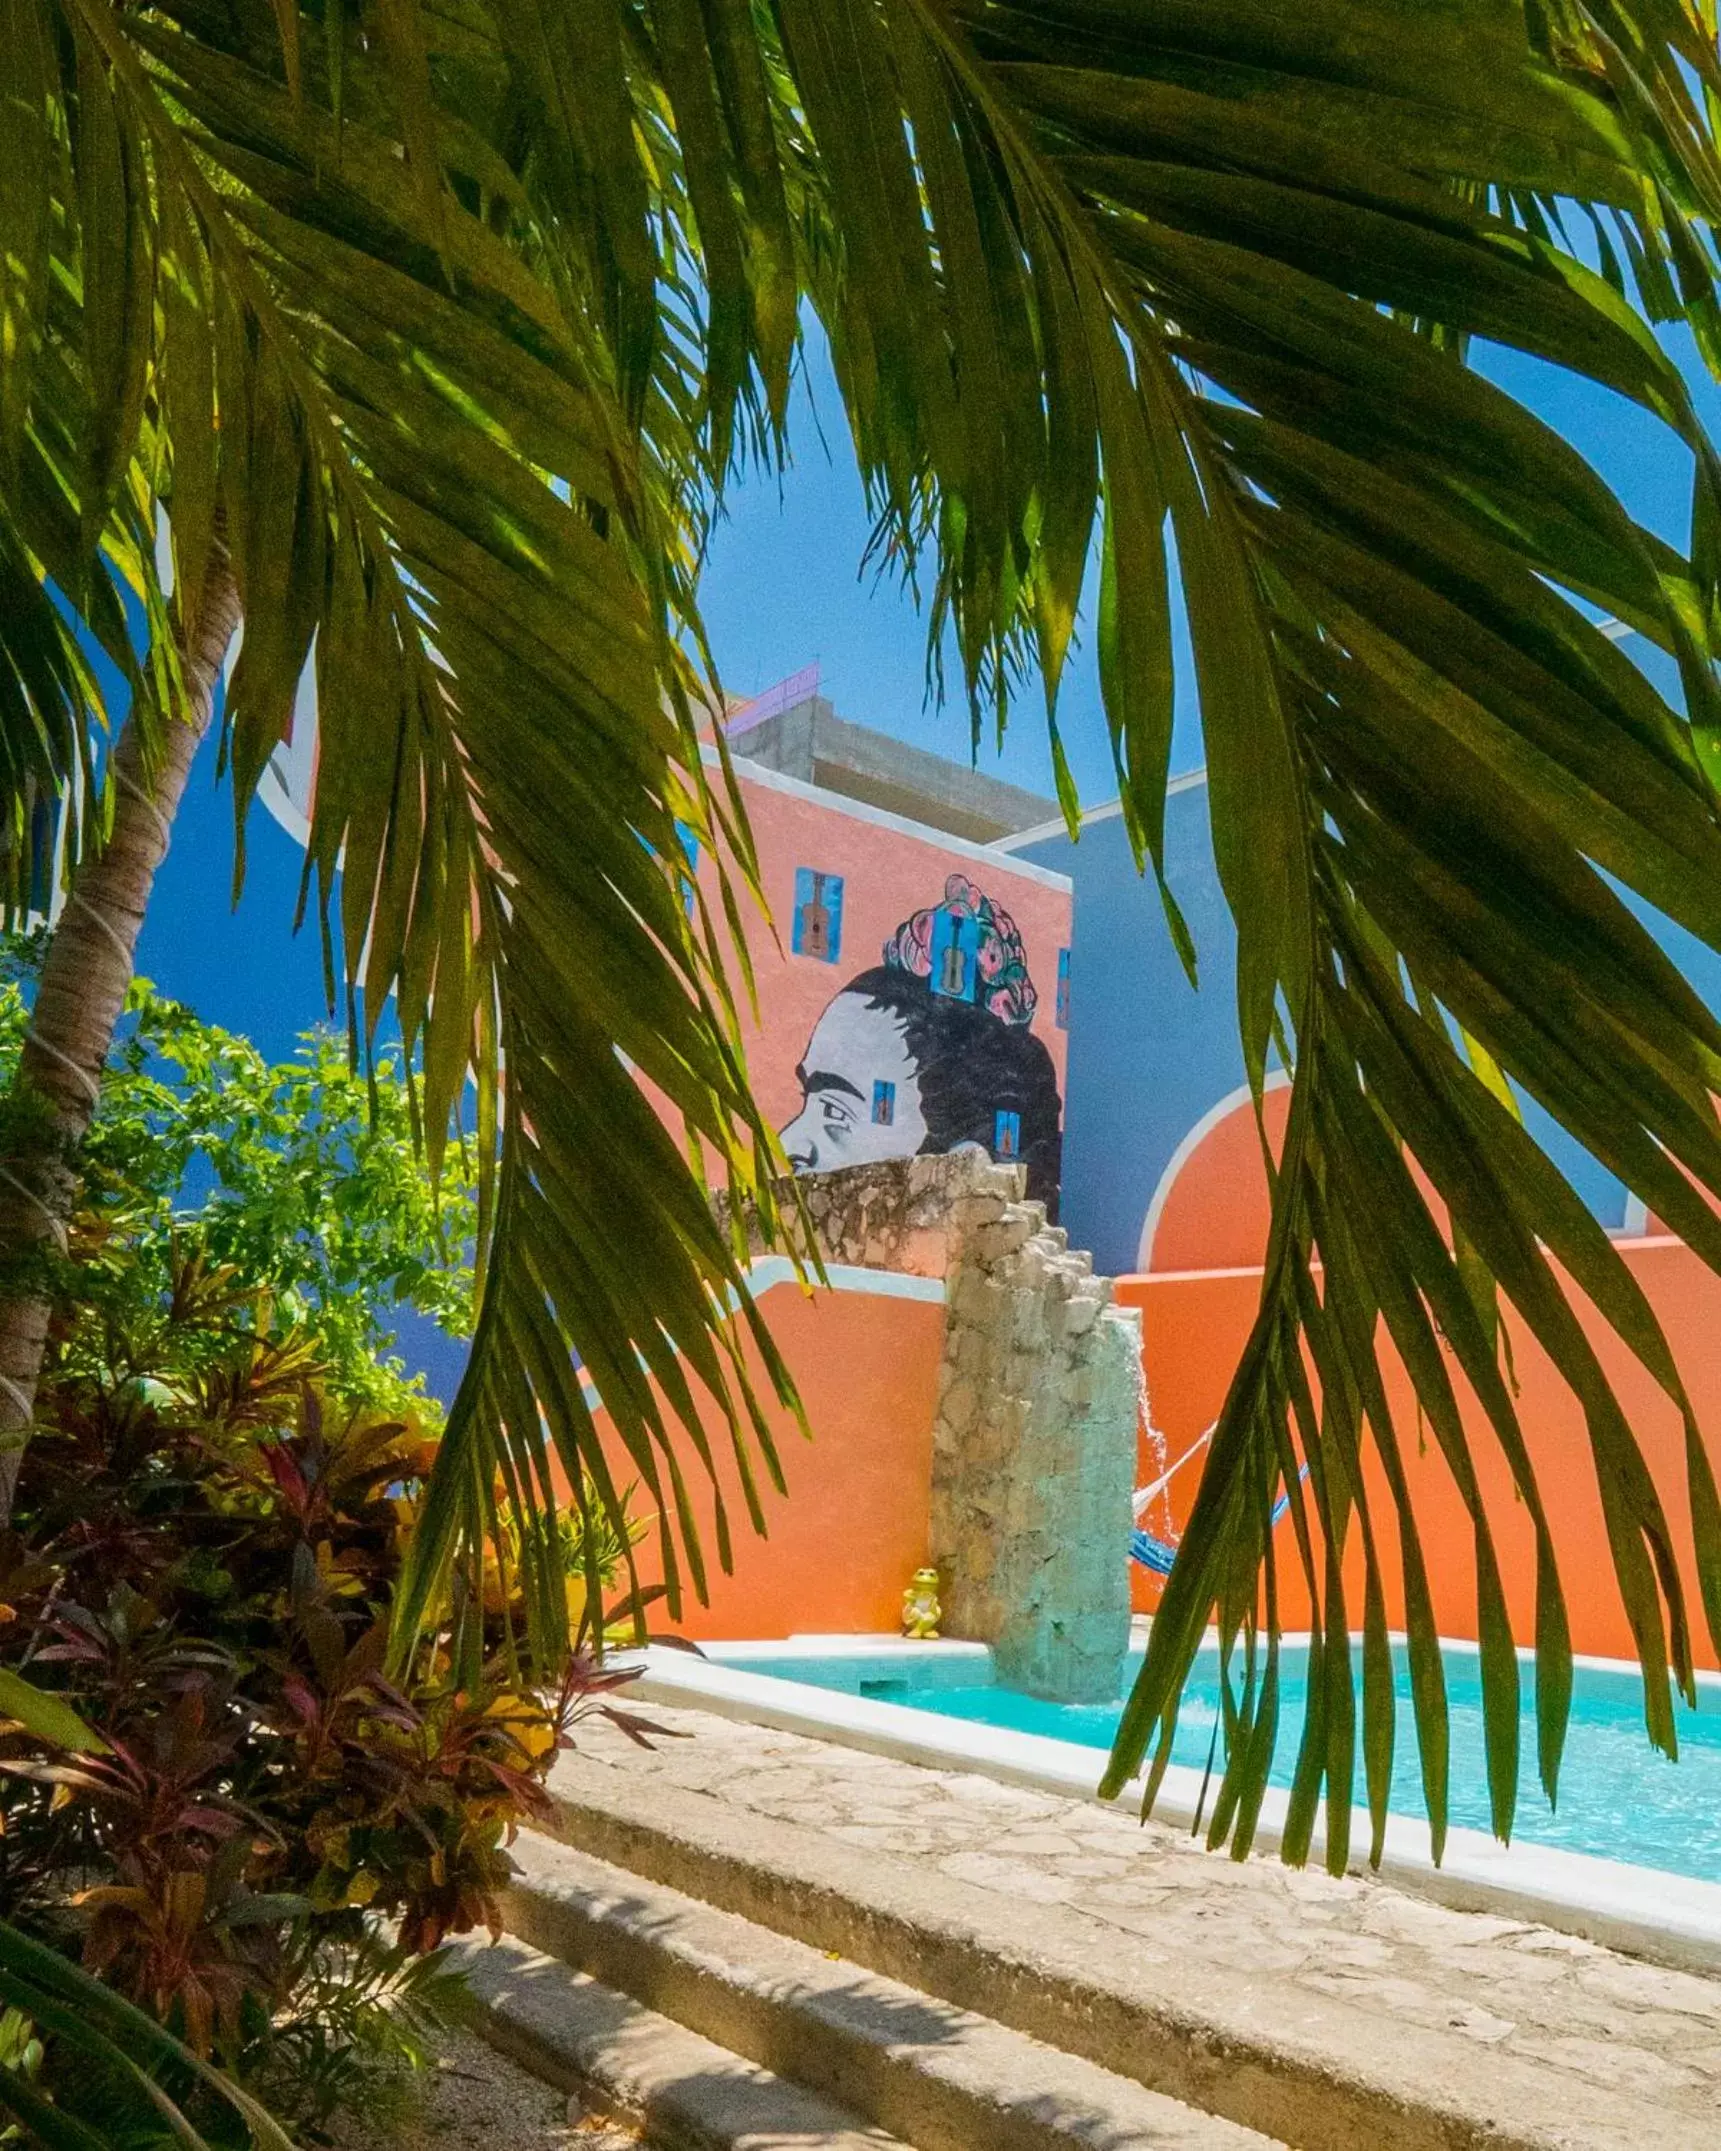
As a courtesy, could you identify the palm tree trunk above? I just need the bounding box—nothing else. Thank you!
[0,546,241,1516]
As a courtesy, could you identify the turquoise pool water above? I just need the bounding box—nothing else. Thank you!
[714,1644,1721,1883]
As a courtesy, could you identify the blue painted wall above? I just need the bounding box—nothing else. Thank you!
[137,738,331,1059]
[1013,780,1243,1278]
[60,613,474,1407]
[1012,770,1721,1278]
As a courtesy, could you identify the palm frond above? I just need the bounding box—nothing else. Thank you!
[815,0,1721,1852]
[646,0,1721,1850]
[0,1915,294,2147]
[10,0,1721,1857]
[0,0,814,1674]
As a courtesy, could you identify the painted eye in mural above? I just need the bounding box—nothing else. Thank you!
[994,1109,1022,1160]
[872,1080,896,1126]
[792,868,844,963]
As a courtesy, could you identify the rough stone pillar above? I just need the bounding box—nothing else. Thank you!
[927,1165,1138,1705]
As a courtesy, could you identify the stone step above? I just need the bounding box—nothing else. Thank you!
[538,1736,1716,2151]
[494,1828,1279,2151]
[448,1927,903,2151]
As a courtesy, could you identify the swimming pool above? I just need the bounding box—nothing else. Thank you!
[710,1640,1721,1885]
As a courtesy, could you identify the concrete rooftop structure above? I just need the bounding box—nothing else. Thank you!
[727,688,1057,846]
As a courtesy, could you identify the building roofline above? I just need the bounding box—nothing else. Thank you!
[701,747,1074,894]
[991,764,1209,854]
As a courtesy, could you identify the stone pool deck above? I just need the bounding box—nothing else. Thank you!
[535,1700,1721,2148]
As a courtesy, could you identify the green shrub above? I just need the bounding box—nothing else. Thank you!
[0,1246,658,2141]
[0,960,659,2142]
[0,932,479,1421]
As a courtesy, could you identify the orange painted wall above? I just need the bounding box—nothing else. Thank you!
[1121,1089,1721,1668]
[597,767,1068,1643]
[589,1277,947,1639]
[1144,1081,1289,1273]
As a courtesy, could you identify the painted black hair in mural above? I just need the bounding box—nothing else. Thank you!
[845,963,1063,1211]
[780,874,1064,1209]
[859,873,1061,1211]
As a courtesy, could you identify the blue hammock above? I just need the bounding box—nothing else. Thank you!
[1128,1526,1182,1577]
[1130,1466,1308,1577]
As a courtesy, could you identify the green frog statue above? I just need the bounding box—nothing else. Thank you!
[901,1566,942,1640]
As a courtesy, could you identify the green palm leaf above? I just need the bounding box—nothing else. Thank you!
[690,0,1721,1857]
[6,0,1721,1883]
[0,1916,295,2147]
[0,0,811,1681]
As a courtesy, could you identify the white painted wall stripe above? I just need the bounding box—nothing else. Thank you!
[576,1255,946,1415]
[742,1256,946,1304]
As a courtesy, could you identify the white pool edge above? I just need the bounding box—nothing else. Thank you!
[632,1643,1721,1979]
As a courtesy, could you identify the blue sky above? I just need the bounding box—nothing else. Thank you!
[135,306,1721,1062]
[697,320,1131,807]
[695,318,1721,810]
[117,300,1721,1390]
[133,301,1721,1057]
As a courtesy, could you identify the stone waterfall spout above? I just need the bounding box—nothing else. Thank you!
[927,1162,1139,1707]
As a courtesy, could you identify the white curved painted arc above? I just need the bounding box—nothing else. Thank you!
[1135,1068,1291,1272]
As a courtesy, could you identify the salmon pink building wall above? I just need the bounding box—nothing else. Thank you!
[1121,1088,1721,1668]
[703,760,1072,1204]
[587,1270,948,1640]
[588,765,1071,1642]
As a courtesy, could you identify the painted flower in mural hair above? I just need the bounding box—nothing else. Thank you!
[883,901,935,980]
[883,874,1037,1025]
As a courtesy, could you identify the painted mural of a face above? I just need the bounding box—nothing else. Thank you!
[779,875,1064,1213]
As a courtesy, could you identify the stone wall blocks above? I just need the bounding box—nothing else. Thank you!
[951,1274,1002,1328]
[968,1217,1036,1264]
[940,1378,978,1434]
[905,1155,945,1196]
[777,1156,1139,1711]
[980,1395,1032,1441]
